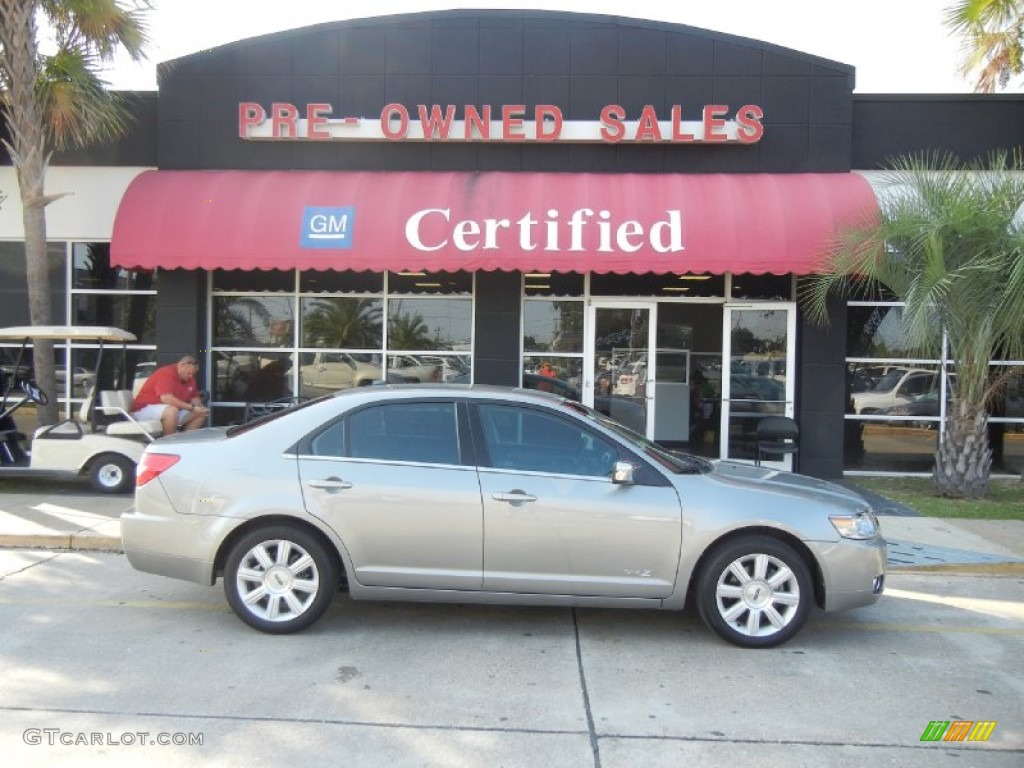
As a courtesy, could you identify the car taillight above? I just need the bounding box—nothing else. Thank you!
[137,453,180,487]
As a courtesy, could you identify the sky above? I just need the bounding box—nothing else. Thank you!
[99,0,1020,94]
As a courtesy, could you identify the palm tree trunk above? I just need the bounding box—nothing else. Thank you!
[934,402,991,498]
[1,0,58,425]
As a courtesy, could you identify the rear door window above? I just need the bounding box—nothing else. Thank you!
[309,401,460,465]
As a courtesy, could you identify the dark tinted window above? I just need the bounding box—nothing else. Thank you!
[476,404,616,478]
[346,402,459,465]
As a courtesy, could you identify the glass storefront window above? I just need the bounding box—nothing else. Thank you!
[210,271,476,412]
[214,350,294,403]
[213,270,294,292]
[72,243,156,291]
[523,271,584,297]
[387,298,472,351]
[387,270,471,295]
[213,296,295,346]
[731,273,792,300]
[522,356,584,393]
[846,305,919,358]
[300,270,383,294]
[72,294,156,344]
[847,364,942,416]
[591,272,725,297]
[523,300,584,353]
[844,421,939,473]
[387,354,471,383]
[300,297,383,349]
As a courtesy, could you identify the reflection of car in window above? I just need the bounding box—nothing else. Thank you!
[730,374,785,403]
[299,352,383,394]
[852,368,938,414]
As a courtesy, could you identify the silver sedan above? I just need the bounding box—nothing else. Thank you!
[121,385,886,648]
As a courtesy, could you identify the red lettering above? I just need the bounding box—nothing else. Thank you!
[535,105,562,141]
[381,103,409,139]
[736,104,764,143]
[502,105,526,140]
[465,105,491,139]
[702,104,729,143]
[238,102,266,138]
[306,103,332,140]
[670,105,696,142]
[271,103,298,139]
[600,105,626,142]
[418,104,457,140]
[635,105,662,142]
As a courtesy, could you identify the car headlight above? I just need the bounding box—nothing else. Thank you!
[829,509,879,540]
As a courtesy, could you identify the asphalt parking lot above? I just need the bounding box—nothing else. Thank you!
[0,549,1021,767]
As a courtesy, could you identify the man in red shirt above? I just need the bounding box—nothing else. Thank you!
[131,355,209,437]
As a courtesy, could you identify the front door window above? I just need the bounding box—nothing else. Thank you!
[587,304,654,438]
[721,306,795,467]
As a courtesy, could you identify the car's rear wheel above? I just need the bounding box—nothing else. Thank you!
[224,526,337,634]
[696,535,812,648]
[88,453,135,494]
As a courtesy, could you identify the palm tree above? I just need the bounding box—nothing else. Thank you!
[388,311,432,351]
[302,297,382,348]
[803,151,1024,498]
[0,0,149,424]
[946,0,1024,92]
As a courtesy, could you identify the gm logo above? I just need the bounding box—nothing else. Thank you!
[301,206,354,249]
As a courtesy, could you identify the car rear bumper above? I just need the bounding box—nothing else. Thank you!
[121,506,224,586]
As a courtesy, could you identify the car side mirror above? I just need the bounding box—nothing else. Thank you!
[612,461,635,485]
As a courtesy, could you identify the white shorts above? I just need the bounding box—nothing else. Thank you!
[132,404,190,426]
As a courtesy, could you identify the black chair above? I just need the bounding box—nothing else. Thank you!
[755,416,799,466]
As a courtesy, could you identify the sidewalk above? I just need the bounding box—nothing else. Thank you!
[0,483,1021,573]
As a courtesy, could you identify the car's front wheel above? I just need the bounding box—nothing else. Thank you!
[224,526,338,634]
[696,535,813,648]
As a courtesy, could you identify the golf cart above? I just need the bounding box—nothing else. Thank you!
[0,326,163,493]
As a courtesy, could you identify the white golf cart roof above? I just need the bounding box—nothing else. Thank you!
[0,326,137,343]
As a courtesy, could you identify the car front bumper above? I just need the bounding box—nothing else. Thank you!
[808,536,887,612]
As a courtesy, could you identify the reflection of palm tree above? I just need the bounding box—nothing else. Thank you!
[303,298,381,348]
[389,312,432,350]
[216,298,273,343]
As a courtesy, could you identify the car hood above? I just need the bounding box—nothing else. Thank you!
[706,460,870,511]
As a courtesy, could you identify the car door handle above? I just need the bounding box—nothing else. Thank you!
[492,490,537,504]
[307,477,353,492]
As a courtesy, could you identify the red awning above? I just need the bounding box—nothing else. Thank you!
[111,170,877,275]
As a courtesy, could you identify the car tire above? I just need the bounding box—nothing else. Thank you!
[696,535,813,649]
[88,453,136,494]
[224,526,338,634]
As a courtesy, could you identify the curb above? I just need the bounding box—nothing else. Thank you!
[888,561,1024,576]
[0,534,123,553]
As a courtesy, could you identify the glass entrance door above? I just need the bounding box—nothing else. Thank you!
[721,304,796,468]
[585,302,656,439]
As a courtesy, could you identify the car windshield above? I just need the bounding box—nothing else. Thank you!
[872,370,907,392]
[559,400,711,474]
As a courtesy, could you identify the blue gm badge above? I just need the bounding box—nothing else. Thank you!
[301,206,355,249]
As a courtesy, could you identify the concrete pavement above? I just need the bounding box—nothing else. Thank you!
[0,480,1021,572]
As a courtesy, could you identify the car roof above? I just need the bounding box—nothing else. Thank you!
[328,383,564,403]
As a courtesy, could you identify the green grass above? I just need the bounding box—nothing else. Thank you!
[854,477,1024,520]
